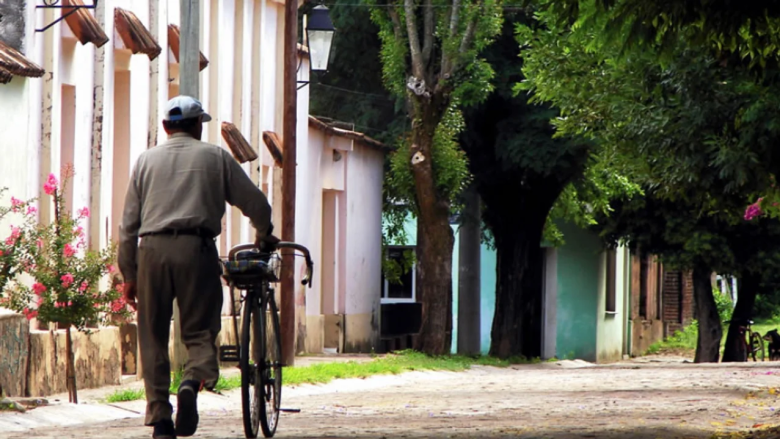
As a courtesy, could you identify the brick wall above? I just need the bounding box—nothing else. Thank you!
[682,271,694,323]
[663,271,682,322]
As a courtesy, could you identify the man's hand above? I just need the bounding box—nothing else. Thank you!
[256,234,281,254]
[123,281,138,311]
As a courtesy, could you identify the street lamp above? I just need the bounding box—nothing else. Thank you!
[298,5,335,89]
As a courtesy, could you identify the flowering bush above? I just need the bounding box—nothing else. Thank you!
[1,173,130,329]
[0,171,131,403]
[0,189,33,296]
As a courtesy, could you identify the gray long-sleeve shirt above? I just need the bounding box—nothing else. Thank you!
[118,132,272,282]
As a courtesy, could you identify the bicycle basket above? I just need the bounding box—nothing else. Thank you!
[221,253,281,287]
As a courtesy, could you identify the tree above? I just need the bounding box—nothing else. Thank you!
[368,0,502,354]
[518,4,780,361]
[0,172,128,402]
[543,0,780,70]
[459,11,591,358]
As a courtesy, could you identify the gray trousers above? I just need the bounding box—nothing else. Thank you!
[136,234,223,425]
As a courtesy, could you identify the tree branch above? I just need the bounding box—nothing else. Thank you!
[422,0,434,76]
[404,0,426,80]
[458,10,478,55]
[388,7,404,41]
[439,0,461,78]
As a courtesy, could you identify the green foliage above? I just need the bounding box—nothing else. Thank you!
[714,289,734,323]
[381,247,416,285]
[645,321,699,355]
[539,0,780,71]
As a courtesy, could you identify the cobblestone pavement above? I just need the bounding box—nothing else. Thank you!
[4,360,780,438]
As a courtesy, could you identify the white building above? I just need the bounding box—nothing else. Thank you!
[0,0,386,357]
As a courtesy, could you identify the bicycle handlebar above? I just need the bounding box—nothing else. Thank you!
[227,241,315,288]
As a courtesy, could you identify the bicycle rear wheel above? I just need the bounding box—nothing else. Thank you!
[751,332,765,362]
[259,294,282,437]
[240,291,262,438]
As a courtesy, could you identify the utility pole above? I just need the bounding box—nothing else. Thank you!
[281,0,298,366]
[457,184,481,355]
[179,0,200,97]
[172,0,201,371]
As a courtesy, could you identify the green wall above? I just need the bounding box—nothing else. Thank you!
[555,223,602,361]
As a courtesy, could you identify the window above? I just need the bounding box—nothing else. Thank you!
[381,246,416,303]
[639,254,648,319]
[605,249,617,313]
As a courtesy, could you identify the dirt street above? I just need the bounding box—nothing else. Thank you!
[3,359,780,438]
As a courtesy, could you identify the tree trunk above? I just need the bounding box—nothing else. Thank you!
[65,325,78,403]
[721,273,758,362]
[693,265,721,363]
[489,229,544,359]
[411,111,455,355]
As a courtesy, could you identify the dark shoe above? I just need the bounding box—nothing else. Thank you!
[175,380,200,437]
[152,419,176,439]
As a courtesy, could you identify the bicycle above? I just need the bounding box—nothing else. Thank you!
[725,319,765,362]
[219,242,314,438]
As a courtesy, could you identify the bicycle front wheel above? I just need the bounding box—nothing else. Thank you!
[241,292,262,438]
[259,296,282,438]
[751,332,765,362]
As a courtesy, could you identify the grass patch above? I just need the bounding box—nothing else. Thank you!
[105,388,145,403]
[283,350,534,386]
[103,351,535,402]
[645,321,699,355]
[644,318,780,358]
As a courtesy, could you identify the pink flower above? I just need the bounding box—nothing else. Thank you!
[0,250,4,257]
[4,226,21,246]
[77,207,90,218]
[10,197,23,212]
[110,297,127,313]
[63,243,76,258]
[32,282,47,296]
[744,202,763,221]
[36,238,43,249]
[78,281,89,293]
[61,273,74,288]
[43,173,58,196]
[74,226,84,237]
[107,264,115,274]
[36,296,44,306]
[26,205,37,216]
[22,308,38,321]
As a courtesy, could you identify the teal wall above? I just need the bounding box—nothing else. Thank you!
[554,223,601,361]
[451,229,496,355]
[383,216,496,354]
[385,216,627,361]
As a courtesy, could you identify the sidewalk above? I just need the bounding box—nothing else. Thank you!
[0,354,375,435]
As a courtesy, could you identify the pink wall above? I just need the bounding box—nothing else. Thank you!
[303,127,385,318]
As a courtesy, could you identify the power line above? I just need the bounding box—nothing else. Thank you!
[313,82,394,100]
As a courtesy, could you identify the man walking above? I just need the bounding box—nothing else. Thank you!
[118,96,276,439]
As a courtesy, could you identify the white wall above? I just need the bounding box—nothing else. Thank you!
[343,144,384,315]
[0,78,32,230]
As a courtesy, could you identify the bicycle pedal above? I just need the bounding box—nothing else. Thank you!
[279,408,301,413]
[219,345,240,362]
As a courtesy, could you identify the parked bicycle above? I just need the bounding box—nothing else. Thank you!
[725,319,765,362]
[219,242,314,438]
